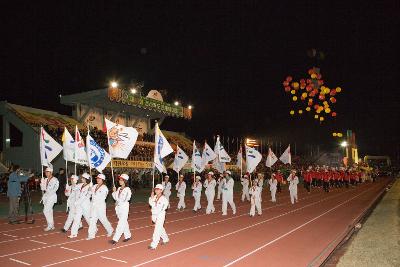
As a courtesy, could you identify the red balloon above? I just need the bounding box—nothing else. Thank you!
[314,104,319,110]
[330,89,336,96]
[318,80,324,86]
[331,112,337,117]
[300,79,305,84]
[306,85,312,92]
[283,81,289,86]
[308,69,314,75]
[330,97,336,103]
[286,76,293,82]
[284,86,291,92]
[318,94,325,100]
[306,79,312,84]
[317,74,322,79]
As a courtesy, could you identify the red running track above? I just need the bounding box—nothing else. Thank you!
[0,178,390,267]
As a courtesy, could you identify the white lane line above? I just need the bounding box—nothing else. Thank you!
[9,257,31,265]
[41,192,342,267]
[29,240,47,245]
[0,232,60,244]
[131,186,377,267]
[3,233,18,238]
[222,187,377,267]
[101,256,128,263]
[60,247,82,253]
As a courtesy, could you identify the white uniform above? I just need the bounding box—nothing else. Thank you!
[176,181,186,210]
[258,178,264,202]
[269,179,278,202]
[241,178,250,202]
[222,177,236,215]
[217,177,223,200]
[149,195,169,248]
[41,177,59,230]
[192,181,202,211]
[88,184,113,239]
[288,174,299,204]
[112,187,132,242]
[162,181,172,208]
[203,179,216,214]
[249,185,262,216]
[70,183,91,237]
[63,183,81,231]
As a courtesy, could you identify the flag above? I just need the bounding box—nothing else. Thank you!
[173,145,189,173]
[202,142,217,166]
[153,123,174,173]
[266,147,278,167]
[104,118,139,159]
[280,145,291,165]
[75,126,88,165]
[245,145,262,173]
[212,138,226,173]
[236,147,243,168]
[191,141,204,172]
[86,132,111,172]
[40,127,63,167]
[62,127,75,161]
[215,136,231,163]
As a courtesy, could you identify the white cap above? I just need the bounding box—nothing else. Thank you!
[82,173,91,179]
[225,170,232,175]
[180,174,184,177]
[155,184,164,191]
[195,175,201,180]
[70,175,79,181]
[119,173,129,180]
[164,175,169,178]
[45,167,53,172]
[243,174,249,178]
[96,173,106,180]
[208,171,214,175]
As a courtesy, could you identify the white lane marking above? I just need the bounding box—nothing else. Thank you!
[3,233,18,238]
[101,256,128,263]
[29,240,47,245]
[60,247,82,253]
[9,258,31,265]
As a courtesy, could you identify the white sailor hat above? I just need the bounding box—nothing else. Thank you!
[225,170,232,175]
[45,167,53,172]
[155,184,164,191]
[96,173,106,180]
[164,175,170,178]
[195,175,201,180]
[81,172,91,179]
[70,175,79,181]
[179,174,184,178]
[208,171,214,175]
[119,173,129,180]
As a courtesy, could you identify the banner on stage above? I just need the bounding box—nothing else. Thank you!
[108,160,153,169]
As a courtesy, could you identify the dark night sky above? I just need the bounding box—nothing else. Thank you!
[1,1,399,158]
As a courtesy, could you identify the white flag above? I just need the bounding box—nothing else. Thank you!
[153,123,174,173]
[202,142,217,165]
[212,139,226,173]
[105,118,138,159]
[215,136,231,163]
[191,141,204,172]
[245,145,262,173]
[75,126,88,166]
[280,145,291,165]
[40,127,63,167]
[236,147,243,168]
[173,145,189,173]
[266,147,278,167]
[86,132,111,172]
[62,127,75,161]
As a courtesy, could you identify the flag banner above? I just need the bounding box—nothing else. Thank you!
[215,136,231,163]
[105,118,139,159]
[236,147,243,168]
[202,142,217,165]
[245,145,262,173]
[153,123,174,173]
[173,145,189,173]
[279,145,291,165]
[212,138,226,172]
[191,141,204,172]
[75,126,88,165]
[86,133,111,172]
[266,147,278,167]
[62,127,75,162]
[40,127,63,167]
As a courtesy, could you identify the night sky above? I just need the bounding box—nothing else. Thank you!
[1,1,399,158]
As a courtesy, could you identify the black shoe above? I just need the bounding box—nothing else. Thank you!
[109,240,117,245]
[78,227,83,231]
[61,229,67,233]
[8,220,21,225]
[123,238,131,242]
[161,241,169,245]
[148,246,156,250]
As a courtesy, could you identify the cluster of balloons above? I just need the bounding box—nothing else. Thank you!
[283,67,342,123]
[332,132,343,137]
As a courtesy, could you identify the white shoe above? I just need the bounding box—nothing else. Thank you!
[44,226,55,231]
[222,213,227,216]
[86,237,94,240]
[68,235,77,239]
[107,230,114,238]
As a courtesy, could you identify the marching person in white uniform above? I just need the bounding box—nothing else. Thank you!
[162,175,172,209]
[148,184,169,250]
[257,173,264,202]
[87,173,113,240]
[241,174,250,202]
[269,174,278,203]
[40,167,59,231]
[287,170,299,204]
[192,175,202,212]
[249,182,262,216]
[110,173,132,244]
[69,173,92,238]
[62,175,81,233]
[221,171,236,216]
[176,174,186,211]
[203,171,216,214]
[216,174,224,200]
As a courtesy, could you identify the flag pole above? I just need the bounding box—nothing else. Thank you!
[74,126,77,176]
[39,126,44,180]
[104,122,115,186]
[65,160,69,186]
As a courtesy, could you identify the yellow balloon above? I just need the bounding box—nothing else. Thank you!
[320,116,325,121]
[314,114,319,119]
[336,87,342,92]
[292,96,298,101]
[316,109,321,114]
[291,90,296,94]
[325,108,331,113]
[311,73,317,79]
[290,110,295,115]
[298,110,303,114]
[323,101,328,106]
[293,82,299,88]
[337,133,343,137]
[325,88,330,94]
[306,107,311,111]
[332,133,337,137]
[302,92,308,98]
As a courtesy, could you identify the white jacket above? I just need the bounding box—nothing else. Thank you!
[204,179,216,194]
[65,183,79,209]
[249,186,262,202]
[269,179,277,191]
[241,178,249,191]
[176,181,186,197]
[74,183,92,209]
[192,181,202,196]
[162,181,172,194]
[222,178,234,195]
[112,187,132,207]
[287,175,299,191]
[148,195,169,222]
[91,184,109,207]
[41,177,59,204]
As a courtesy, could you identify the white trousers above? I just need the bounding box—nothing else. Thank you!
[290,189,298,204]
[177,195,185,209]
[193,194,201,211]
[271,188,277,202]
[164,191,171,208]
[222,193,236,215]
[217,187,222,200]
[250,198,262,216]
[150,215,169,248]
[71,205,91,236]
[205,191,215,214]
[64,204,82,231]
[43,200,55,228]
[113,205,131,242]
[242,189,250,202]
[88,204,113,238]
